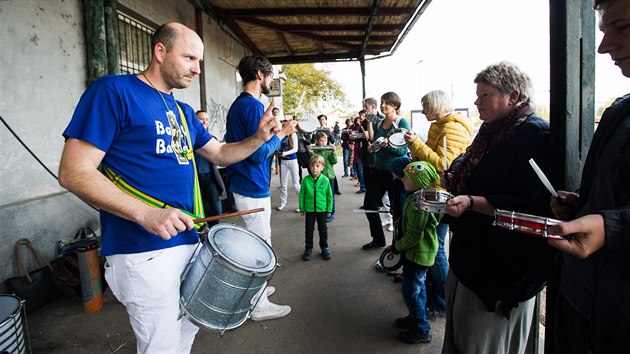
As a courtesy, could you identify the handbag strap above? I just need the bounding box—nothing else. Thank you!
[13,238,54,283]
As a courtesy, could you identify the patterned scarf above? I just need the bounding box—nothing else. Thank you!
[451,100,535,195]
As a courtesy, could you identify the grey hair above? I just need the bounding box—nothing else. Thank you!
[421,90,453,119]
[474,61,534,105]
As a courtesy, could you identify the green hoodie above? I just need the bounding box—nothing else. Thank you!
[299,174,333,213]
[311,149,337,180]
[394,196,442,266]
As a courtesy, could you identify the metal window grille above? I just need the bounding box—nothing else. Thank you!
[117,12,154,74]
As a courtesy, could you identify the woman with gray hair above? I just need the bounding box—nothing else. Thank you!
[441,61,556,353]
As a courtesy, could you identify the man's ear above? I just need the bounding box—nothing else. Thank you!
[153,43,167,63]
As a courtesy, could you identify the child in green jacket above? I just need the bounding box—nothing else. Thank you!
[309,132,337,222]
[390,160,442,344]
[299,155,333,261]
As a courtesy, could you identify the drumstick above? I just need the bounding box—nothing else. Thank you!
[442,136,448,171]
[193,208,264,224]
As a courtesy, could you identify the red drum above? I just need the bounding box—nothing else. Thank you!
[493,209,564,239]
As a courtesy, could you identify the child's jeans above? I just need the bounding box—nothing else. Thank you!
[401,259,431,334]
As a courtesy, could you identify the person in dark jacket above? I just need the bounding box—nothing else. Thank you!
[442,61,556,353]
[547,1,630,352]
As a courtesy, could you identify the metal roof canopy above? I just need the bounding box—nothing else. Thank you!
[195,0,431,64]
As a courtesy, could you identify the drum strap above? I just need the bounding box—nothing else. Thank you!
[102,104,205,230]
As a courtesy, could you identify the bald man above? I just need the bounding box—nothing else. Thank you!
[59,22,279,353]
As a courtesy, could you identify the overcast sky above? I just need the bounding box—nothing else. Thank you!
[325,0,630,113]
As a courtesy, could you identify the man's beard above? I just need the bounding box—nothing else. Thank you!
[261,80,271,95]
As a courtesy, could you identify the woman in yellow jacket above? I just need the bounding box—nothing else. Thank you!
[403,89,472,319]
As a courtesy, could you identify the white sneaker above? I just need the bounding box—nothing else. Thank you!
[277,205,285,211]
[388,224,394,232]
[265,286,276,297]
[295,208,301,213]
[250,302,291,321]
[381,220,391,227]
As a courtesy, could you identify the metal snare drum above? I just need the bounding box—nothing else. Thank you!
[493,209,564,239]
[368,137,386,153]
[387,128,408,149]
[309,144,335,150]
[413,189,453,213]
[179,224,277,334]
[297,117,318,133]
[0,295,29,354]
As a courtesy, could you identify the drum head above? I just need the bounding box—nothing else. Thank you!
[298,118,317,133]
[379,249,403,271]
[0,295,20,322]
[387,128,407,149]
[208,224,277,273]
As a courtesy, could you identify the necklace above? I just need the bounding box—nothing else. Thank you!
[141,73,192,161]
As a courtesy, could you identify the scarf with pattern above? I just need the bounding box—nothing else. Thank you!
[451,100,535,195]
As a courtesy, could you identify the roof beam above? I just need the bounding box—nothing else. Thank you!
[218,7,416,17]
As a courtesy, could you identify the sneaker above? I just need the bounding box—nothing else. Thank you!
[399,330,432,344]
[335,191,342,195]
[388,224,394,232]
[394,316,412,330]
[277,205,285,211]
[326,214,335,222]
[302,249,312,261]
[356,189,366,194]
[322,248,332,260]
[342,174,349,177]
[362,241,385,250]
[381,220,391,227]
[265,286,276,297]
[250,302,291,321]
[295,208,301,213]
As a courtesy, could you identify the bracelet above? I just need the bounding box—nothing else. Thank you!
[467,195,474,210]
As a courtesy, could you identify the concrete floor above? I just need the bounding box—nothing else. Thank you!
[25,161,447,354]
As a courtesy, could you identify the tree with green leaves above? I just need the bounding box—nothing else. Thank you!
[280,64,350,117]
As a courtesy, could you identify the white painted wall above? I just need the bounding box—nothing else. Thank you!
[0,0,252,290]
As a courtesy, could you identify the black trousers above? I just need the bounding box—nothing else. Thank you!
[363,168,395,246]
[305,212,328,250]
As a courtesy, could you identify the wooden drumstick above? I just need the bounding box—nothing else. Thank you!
[193,208,264,224]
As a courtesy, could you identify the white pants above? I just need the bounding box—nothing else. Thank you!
[233,193,273,309]
[233,193,272,246]
[380,192,393,225]
[279,159,300,207]
[104,244,199,354]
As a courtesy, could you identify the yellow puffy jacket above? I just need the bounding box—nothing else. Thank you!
[409,112,472,174]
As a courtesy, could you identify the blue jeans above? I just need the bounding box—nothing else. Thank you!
[425,222,449,313]
[355,162,365,190]
[329,178,336,215]
[401,259,430,333]
[342,148,350,176]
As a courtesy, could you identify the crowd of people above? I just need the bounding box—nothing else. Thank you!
[59,0,630,350]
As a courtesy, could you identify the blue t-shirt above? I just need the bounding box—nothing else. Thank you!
[224,93,280,198]
[63,75,212,256]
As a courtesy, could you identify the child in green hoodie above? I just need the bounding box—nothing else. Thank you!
[299,155,333,261]
[390,160,442,345]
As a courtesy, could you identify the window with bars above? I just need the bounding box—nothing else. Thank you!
[117,12,154,74]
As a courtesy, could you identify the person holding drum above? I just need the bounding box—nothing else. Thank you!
[546,1,630,352]
[389,160,442,344]
[441,61,556,353]
[58,23,284,353]
[276,116,301,211]
[362,92,411,250]
[308,132,338,222]
[224,54,294,322]
[404,90,473,320]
